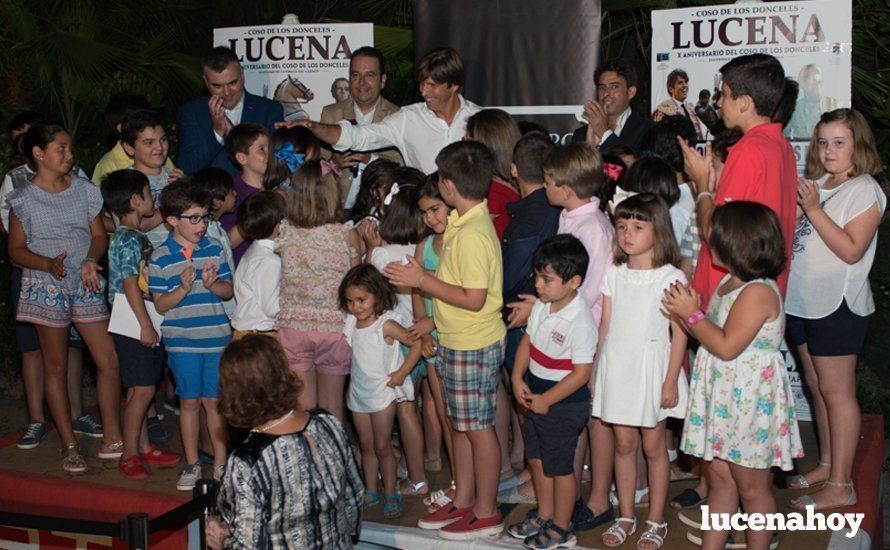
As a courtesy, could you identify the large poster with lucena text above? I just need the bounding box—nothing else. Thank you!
[651,0,851,158]
[213,23,374,122]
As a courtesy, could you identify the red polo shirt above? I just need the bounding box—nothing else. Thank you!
[692,123,798,308]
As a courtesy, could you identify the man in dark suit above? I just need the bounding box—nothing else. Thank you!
[177,47,283,175]
[572,60,652,152]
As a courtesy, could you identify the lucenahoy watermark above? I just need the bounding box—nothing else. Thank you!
[701,505,864,538]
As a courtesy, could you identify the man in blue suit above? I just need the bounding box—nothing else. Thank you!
[177,47,283,175]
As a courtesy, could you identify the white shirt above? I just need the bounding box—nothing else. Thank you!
[598,107,632,147]
[786,174,887,318]
[231,239,281,331]
[527,294,597,382]
[670,183,695,246]
[335,95,480,173]
[344,101,380,210]
[369,244,416,325]
[214,94,245,144]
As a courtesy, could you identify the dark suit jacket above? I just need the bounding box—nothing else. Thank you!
[571,111,653,152]
[176,91,284,175]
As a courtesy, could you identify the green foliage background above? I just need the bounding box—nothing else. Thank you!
[0,0,887,416]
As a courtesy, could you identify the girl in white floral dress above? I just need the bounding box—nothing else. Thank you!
[664,201,803,550]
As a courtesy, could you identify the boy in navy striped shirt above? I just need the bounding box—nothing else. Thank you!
[149,180,233,490]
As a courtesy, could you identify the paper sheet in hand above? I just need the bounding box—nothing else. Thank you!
[108,293,164,340]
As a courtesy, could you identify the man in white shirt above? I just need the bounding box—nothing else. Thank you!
[177,47,283,176]
[297,47,480,173]
[319,47,403,211]
[572,60,653,151]
[652,69,704,140]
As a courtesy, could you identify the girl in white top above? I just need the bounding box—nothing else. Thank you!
[785,109,886,511]
[338,264,424,520]
[361,172,432,499]
[591,194,688,549]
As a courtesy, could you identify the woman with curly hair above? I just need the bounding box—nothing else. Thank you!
[206,335,364,549]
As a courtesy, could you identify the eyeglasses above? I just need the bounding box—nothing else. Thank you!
[176,214,212,225]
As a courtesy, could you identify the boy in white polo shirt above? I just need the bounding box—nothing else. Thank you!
[509,234,596,549]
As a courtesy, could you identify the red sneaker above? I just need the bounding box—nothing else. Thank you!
[139,445,181,467]
[438,510,504,540]
[118,456,149,480]
[417,503,472,530]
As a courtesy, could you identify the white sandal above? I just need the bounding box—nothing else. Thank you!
[424,480,455,511]
[602,517,637,547]
[399,479,429,496]
[637,520,668,549]
[787,460,830,489]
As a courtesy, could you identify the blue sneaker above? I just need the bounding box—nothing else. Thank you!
[17,422,46,449]
[147,416,169,445]
[72,414,103,438]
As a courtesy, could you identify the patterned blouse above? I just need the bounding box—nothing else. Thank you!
[218,411,363,549]
[276,221,354,333]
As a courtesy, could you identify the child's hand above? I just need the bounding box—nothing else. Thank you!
[140,325,160,348]
[81,259,102,292]
[420,334,437,358]
[179,265,196,293]
[797,178,820,215]
[384,255,424,288]
[662,281,699,319]
[358,219,383,249]
[167,168,186,183]
[387,369,408,388]
[661,380,679,409]
[506,294,536,329]
[46,251,67,280]
[408,317,435,339]
[512,379,532,409]
[528,394,550,415]
[201,260,219,288]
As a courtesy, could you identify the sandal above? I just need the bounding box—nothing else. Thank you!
[97,440,124,460]
[791,480,856,511]
[610,486,649,507]
[424,481,455,511]
[670,487,707,510]
[602,517,637,548]
[61,443,87,473]
[787,460,831,490]
[382,493,403,519]
[636,520,668,550]
[523,521,576,550]
[399,479,429,496]
[508,511,548,539]
[363,488,380,509]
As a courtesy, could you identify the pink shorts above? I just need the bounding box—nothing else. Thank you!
[278,328,351,376]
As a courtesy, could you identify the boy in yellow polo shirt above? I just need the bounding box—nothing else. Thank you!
[385,141,506,540]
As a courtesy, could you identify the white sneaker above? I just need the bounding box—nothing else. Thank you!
[176,463,202,491]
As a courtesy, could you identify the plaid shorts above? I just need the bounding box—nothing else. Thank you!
[437,339,505,432]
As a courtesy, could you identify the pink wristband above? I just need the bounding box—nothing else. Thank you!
[686,310,706,326]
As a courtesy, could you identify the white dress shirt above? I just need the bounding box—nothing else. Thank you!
[231,239,280,331]
[598,107,632,147]
[334,95,480,173]
[214,94,245,144]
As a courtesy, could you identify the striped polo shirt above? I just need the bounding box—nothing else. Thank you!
[149,234,232,353]
[527,294,597,402]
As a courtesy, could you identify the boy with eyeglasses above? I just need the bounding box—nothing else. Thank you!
[149,180,233,490]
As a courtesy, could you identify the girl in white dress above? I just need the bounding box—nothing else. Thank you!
[663,202,803,550]
[592,194,688,549]
[785,109,885,511]
[338,264,423,520]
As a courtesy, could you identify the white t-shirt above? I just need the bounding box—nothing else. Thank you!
[786,174,887,318]
[670,183,694,247]
[369,243,416,325]
[527,294,597,382]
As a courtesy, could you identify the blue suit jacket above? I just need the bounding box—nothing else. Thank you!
[176,91,283,175]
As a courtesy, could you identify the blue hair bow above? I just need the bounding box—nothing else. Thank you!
[274,142,306,173]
